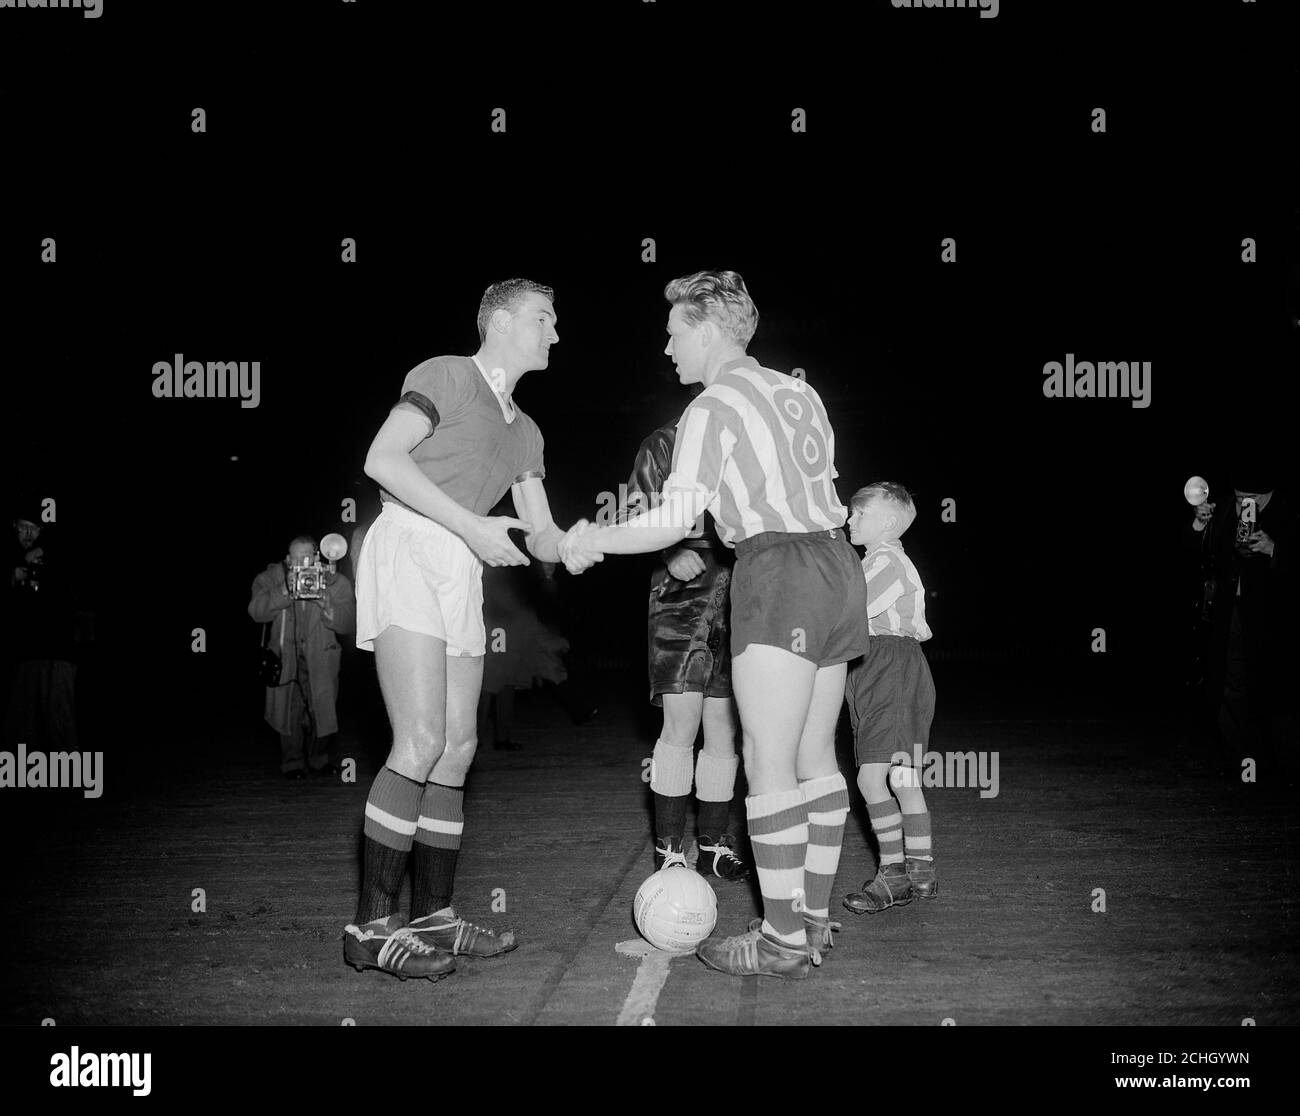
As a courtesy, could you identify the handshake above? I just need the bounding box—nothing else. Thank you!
[558,519,604,575]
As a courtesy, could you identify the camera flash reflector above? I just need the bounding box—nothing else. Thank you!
[320,533,348,561]
[1184,476,1209,506]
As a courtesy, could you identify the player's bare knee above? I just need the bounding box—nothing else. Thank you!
[894,781,927,812]
[397,725,446,772]
[857,764,890,799]
[385,746,437,783]
[660,716,697,748]
[442,734,478,770]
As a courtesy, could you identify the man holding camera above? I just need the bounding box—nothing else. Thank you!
[249,535,356,779]
[4,508,78,750]
[1185,455,1297,774]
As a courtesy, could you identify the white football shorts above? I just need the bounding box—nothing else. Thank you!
[355,501,485,657]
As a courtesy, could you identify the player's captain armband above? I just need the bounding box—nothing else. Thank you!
[513,469,545,484]
[393,391,440,434]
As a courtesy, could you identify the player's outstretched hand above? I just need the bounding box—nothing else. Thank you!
[665,547,706,581]
[559,519,604,575]
[466,515,532,567]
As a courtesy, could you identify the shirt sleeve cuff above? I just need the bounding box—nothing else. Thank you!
[658,474,711,528]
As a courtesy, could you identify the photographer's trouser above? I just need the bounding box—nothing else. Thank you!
[3,658,77,750]
[278,680,335,773]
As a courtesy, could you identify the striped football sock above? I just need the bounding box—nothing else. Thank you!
[746,789,808,946]
[355,766,424,925]
[800,773,850,918]
[411,782,465,920]
[866,796,905,867]
[902,807,933,862]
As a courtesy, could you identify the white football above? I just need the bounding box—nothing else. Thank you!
[633,867,718,952]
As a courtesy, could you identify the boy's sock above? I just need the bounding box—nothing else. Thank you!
[901,806,933,862]
[410,782,465,919]
[651,739,694,848]
[799,773,850,917]
[355,766,424,925]
[866,795,906,867]
[746,789,808,946]
[694,751,739,840]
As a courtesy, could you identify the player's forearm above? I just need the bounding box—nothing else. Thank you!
[527,523,565,564]
[575,487,698,556]
[364,452,475,536]
[586,516,689,555]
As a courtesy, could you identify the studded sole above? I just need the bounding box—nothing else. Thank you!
[345,958,456,982]
[697,957,812,979]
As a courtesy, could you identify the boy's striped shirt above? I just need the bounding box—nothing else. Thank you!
[861,539,932,640]
[660,358,847,545]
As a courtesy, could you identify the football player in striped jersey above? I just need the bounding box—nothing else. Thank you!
[561,270,864,978]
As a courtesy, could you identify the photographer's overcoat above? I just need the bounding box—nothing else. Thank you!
[249,564,356,736]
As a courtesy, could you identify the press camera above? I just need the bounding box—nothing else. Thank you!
[285,533,348,600]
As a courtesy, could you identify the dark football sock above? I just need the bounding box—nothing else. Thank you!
[653,792,689,845]
[356,840,411,925]
[410,782,465,919]
[411,844,459,919]
[696,799,731,842]
[354,767,424,925]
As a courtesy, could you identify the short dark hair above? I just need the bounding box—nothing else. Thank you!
[288,535,316,552]
[663,269,759,348]
[477,278,556,344]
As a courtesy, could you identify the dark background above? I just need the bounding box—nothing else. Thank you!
[1,1,1294,750]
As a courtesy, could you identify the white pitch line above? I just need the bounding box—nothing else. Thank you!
[614,939,687,1026]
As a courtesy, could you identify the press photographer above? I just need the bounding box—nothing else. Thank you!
[249,534,356,779]
[4,507,78,749]
[1183,459,1297,774]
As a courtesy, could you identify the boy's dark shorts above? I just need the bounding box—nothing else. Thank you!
[647,548,733,706]
[730,528,868,668]
[846,634,936,766]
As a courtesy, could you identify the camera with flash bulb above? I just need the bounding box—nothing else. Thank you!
[285,533,348,600]
[1235,497,1257,546]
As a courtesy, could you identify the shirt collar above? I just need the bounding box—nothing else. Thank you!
[718,355,759,376]
[470,355,516,423]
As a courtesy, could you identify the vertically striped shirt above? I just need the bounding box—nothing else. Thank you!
[660,358,847,546]
[861,539,932,640]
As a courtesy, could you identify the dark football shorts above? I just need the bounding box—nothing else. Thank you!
[647,546,733,706]
[730,527,868,668]
[846,634,936,766]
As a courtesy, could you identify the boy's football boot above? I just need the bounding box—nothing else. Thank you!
[843,863,915,913]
